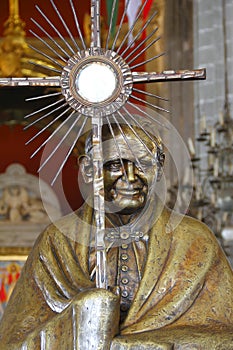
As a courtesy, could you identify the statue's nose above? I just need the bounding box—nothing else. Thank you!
[124,161,136,182]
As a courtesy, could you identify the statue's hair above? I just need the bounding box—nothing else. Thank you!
[84,123,165,169]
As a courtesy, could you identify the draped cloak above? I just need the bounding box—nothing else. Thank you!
[0,203,232,349]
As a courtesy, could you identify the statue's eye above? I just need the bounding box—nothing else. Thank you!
[105,161,122,172]
[138,161,154,171]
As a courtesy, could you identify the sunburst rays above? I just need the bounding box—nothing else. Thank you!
[120,8,158,57]
[115,0,150,53]
[24,0,168,184]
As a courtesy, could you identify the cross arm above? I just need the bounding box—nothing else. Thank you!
[132,69,206,84]
[0,77,61,87]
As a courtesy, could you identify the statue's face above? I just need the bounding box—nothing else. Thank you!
[103,136,158,215]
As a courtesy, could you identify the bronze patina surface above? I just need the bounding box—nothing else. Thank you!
[0,125,232,349]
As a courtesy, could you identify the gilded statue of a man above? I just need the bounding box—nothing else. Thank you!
[0,124,232,349]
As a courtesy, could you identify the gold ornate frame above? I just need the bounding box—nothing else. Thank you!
[0,246,30,259]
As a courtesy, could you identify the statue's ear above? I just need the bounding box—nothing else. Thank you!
[78,155,93,184]
[156,153,165,182]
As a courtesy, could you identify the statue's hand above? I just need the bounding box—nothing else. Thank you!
[71,288,120,350]
[18,287,120,350]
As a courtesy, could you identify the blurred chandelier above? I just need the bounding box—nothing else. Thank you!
[187,2,233,250]
[191,104,233,240]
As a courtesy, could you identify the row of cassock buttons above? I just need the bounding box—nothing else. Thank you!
[120,243,130,311]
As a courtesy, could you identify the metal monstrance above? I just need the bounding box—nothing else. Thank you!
[0,0,205,289]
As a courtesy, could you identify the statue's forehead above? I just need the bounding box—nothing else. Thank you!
[102,137,157,163]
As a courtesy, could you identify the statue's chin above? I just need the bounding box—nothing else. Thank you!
[116,206,144,215]
[105,195,147,215]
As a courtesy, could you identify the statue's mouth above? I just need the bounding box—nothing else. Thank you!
[116,189,142,197]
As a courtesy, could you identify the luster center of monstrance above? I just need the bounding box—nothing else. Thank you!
[61,49,133,118]
[75,62,118,103]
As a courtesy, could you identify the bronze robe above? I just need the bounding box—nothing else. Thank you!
[0,204,232,349]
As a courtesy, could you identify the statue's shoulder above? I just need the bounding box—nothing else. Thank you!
[35,208,81,243]
[181,213,217,241]
[161,208,231,273]
[165,207,219,251]
[36,203,92,247]
[46,210,79,233]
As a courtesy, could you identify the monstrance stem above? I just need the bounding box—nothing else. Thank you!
[92,117,107,289]
[90,0,107,289]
